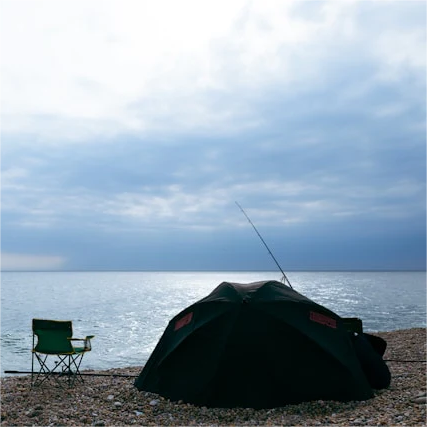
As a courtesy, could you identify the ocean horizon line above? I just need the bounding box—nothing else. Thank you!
[1,269,426,273]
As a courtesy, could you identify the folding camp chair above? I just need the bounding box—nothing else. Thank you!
[31,319,94,387]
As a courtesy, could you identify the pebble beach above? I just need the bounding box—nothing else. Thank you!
[1,328,425,426]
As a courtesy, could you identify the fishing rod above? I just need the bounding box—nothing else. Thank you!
[4,370,138,378]
[235,201,293,289]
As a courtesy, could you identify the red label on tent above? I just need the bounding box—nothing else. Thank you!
[174,312,193,331]
[309,311,337,329]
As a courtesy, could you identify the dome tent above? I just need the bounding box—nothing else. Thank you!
[134,280,384,409]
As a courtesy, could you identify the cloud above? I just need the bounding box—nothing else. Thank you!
[1,1,425,270]
[2,1,424,141]
[1,253,66,271]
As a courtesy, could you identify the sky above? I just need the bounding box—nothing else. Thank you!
[1,0,426,272]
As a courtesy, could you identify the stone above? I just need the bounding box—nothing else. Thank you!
[413,396,427,404]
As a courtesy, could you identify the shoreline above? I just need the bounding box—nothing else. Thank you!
[1,328,426,426]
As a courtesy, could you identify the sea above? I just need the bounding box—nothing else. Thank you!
[1,271,426,377]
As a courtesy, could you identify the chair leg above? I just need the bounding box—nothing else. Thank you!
[55,354,85,386]
[32,353,62,388]
[31,352,87,389]
[68,354,85,386]
[31,350,35,387]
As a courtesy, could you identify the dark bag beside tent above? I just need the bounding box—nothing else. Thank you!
[135,280,382,408]
[351,332,391,390]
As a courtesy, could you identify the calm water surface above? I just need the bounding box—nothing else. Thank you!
[1,271,425,375]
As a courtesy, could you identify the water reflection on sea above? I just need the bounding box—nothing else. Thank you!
[1,270,425,375]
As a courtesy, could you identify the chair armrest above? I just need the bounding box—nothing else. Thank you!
[69,335,95,341]
[69,335,94,351]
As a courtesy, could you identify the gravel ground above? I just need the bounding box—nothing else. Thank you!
[1,328,425,426]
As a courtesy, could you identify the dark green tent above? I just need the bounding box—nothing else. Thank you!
[134,280,377,408]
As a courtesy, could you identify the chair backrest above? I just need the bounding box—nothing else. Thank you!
[32,319,75,354]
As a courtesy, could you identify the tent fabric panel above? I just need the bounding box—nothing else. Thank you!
[252,301,373,396]
[202,303,372,408]
[154,309,239,403]
[135,301,238,392]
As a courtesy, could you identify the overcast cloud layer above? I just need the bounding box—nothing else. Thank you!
[1,1,426,271]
